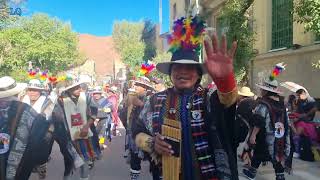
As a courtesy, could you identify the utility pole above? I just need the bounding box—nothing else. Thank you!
[159,0,162,34]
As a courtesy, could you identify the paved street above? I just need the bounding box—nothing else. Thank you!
[30,128,152,180]
[30,128,320,180]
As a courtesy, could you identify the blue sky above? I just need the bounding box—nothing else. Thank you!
[22,0,170,36]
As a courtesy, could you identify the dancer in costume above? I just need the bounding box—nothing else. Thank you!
[133,15,239,180]
[92,86,113,149]
[59,80,101,180]
[243,63,292,180]
[119,80,135,130]
[121,80,136,159]
[0,76,52,180]
[21,79,50,179]
[127,77,155,180]
[236,87,256,166]
[107,86,120,136]
[21,79,47,113]
[22,77,85,180]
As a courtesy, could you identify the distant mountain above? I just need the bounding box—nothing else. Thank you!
[78,34,124,81]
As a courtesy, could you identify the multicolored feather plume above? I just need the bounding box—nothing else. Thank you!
[269,62,286,81]
[167,15,206,55]
[139,61,155,76]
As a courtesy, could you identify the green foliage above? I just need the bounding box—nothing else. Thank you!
[294,0,320,36]
[216,0,256,84]
[0,13,83,81]
[294,0,320,69]
[142,20,157,61]
[112,21,146,71]
[313,60,320,69]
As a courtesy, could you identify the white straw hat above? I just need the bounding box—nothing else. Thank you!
[238,86,255,97]
[0,76,27,98]
[256,79,282,94]
[92,86,103,94]
[134,76,154,90]
[27,79,46,90]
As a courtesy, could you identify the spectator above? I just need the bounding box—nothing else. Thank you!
[291,89,319,158]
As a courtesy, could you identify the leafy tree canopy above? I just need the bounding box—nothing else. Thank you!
[294,0,320,69]
[217,0,256,84]
[0,13,84,81]
[294,0,320,36]
[112,20,145,71]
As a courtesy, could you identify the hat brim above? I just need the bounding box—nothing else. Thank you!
[156,59,207,75]
[0,83,27,99]
[92,91,103,94]
[27,86,46,90]
[63,82,84,92]
[128,88,136,92]
[256,84,282,94]
[238,91,255,97]
[134,81,154,90]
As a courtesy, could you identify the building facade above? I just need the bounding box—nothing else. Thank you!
[170,0,320,97]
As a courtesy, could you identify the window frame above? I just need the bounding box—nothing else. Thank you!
[271,0,293,50]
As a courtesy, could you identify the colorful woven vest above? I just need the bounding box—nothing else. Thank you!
[259,97,288,163]
[152,87,220,179]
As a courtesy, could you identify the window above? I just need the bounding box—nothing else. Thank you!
[271,0,293,49]
[173,3,177,20]
[216,18,228,38]
[185,0,190,13]
[316,34,320,42]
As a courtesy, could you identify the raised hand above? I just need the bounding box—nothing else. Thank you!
[204,33,237,80]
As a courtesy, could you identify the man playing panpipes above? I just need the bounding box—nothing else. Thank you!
[133,15,239,180]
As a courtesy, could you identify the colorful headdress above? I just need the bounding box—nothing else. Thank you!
[156,15,207,75]
[27,68,48,82]
[269,62,286,81]
[167,15,206,55]
[256,62,286,94]
[27,68,72,85]
[138,61,155,77]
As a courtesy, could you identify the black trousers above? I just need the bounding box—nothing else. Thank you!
[130,150,141,171]
[251,155,284,174]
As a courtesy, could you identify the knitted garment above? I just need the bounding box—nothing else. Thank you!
[150,87,230,179]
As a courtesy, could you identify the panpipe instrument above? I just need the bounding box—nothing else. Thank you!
[161,118,181,180]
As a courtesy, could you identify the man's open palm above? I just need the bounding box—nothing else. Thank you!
[204,33,237,79]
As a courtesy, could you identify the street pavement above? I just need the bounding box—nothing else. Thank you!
[30,128,320,180]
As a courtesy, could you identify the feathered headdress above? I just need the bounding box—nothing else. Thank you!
[269,62,286,81]
[51,74,73,84]
[27,67,72,85]
[138,61,155,77]
[27,68,48,82]
[167,15,206,55]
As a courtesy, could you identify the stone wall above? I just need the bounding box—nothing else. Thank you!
[250,44,320,98]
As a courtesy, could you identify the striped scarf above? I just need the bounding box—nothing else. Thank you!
[152,87,224,179]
